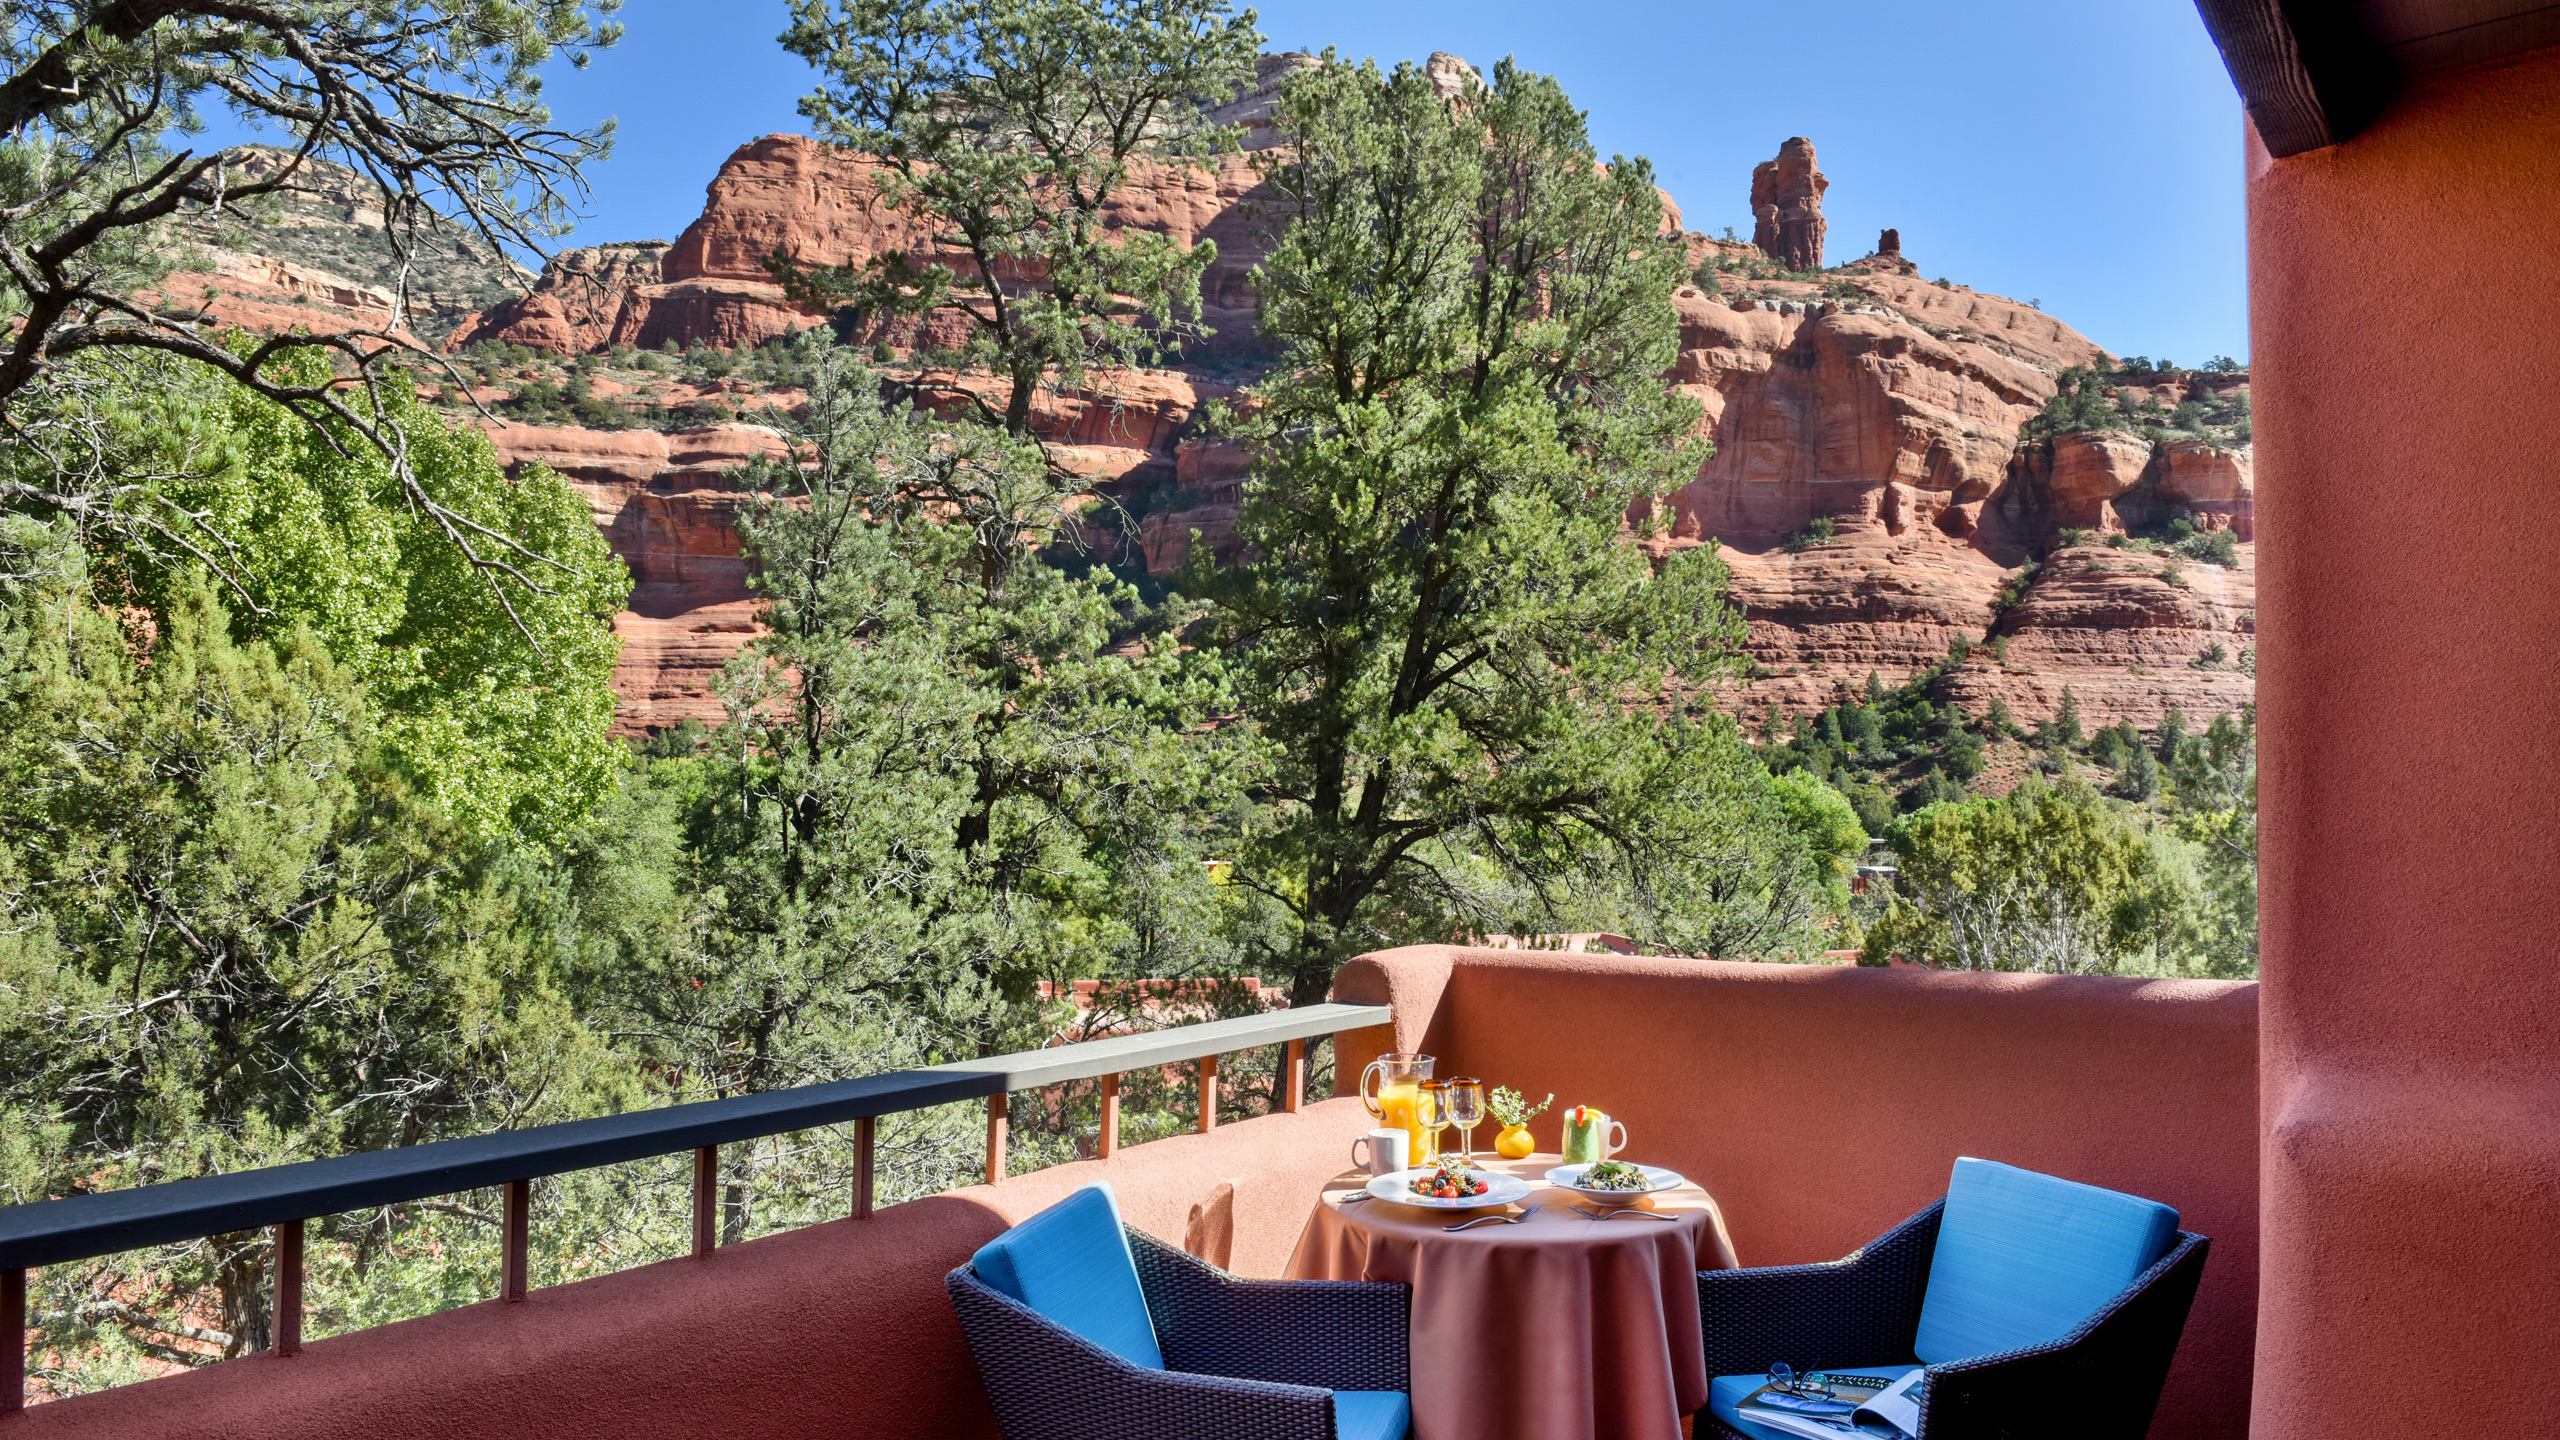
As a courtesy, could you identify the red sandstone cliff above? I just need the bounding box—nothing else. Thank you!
[482,423,790,733]
[450,135,1280,365]
[425,118,2254,737]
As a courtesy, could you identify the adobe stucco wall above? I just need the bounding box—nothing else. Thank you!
[1337,947,2259,1440]
[2246,43,2560,1440]
[2,1099,1376,1440]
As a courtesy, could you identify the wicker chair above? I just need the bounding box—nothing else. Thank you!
[1696,1159,2209,1440]
[947,1182,1411,1440]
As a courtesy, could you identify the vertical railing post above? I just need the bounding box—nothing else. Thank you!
[272,1219,304,1355]
[1197,1054,1218,1133]
[692,1146,718,1257]
[985,1092,1008,1186]
[853,1116,875,1218]
[4,1265,25,1414]
[1098,1073,1121,1159]
[501,1179,531,1302]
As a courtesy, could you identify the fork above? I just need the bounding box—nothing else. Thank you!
[1571,1203,1676,1221]
[1444,1203,1542,1232]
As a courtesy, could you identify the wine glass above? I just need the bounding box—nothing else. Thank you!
[1445,1078,1485,1165]
[1417,1080,1452,1167]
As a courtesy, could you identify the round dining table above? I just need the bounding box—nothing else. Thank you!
[1285,1153,1739,1440]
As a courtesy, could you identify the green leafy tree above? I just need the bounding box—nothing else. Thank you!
[1942,725,1987,781]
[1549,728,1863,962]
[1862,775,2192,973]
[2114,743,2160,801]
[1201,54,1764,1001]
[1839,781,1895,840]
[0,534,631,1364]
[18,351,631,839]
[2166,709,2257,976]
[773,0,1262,436]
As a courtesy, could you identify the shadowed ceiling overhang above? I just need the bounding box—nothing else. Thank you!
[2193,0,2560,155]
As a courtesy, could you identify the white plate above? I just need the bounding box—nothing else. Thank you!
[1364,1166,1537,1210]
[1544,1162,1687,1202]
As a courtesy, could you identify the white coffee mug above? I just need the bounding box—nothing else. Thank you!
[1351,1127,1409,1176]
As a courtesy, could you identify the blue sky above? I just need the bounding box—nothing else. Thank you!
[233,0,2254,362]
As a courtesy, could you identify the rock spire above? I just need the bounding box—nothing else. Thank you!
[1750,137,1828,271]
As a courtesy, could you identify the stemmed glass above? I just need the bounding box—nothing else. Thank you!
[1444,1077,1486,1166]
[1417,1080,1451,1167]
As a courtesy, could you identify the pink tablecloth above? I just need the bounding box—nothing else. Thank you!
[1286,1154,1738,1440]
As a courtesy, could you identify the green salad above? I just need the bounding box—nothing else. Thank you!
[1578,1160,1652,1192]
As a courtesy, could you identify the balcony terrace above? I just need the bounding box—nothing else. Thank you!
[6,5,2560,1439]
[0,950,2255,1438]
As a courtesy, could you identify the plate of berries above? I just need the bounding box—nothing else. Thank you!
[1367,1158,1534,1210]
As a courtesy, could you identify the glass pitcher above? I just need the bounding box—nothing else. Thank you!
[1360,1052,1434,1165]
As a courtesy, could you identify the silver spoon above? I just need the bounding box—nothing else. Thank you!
[1445,1203,1542,1232]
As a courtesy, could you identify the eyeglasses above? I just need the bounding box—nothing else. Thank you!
[1765,1362,1832,1400]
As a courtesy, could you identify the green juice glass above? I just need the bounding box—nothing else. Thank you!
[1560,1106,1627,1165]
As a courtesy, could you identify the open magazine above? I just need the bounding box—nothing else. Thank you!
[1735,1366,1924,1440]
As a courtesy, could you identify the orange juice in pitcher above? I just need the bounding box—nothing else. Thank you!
[1360,1052,1434,1164]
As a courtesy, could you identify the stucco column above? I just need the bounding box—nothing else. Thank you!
[2248,47,2560,1440]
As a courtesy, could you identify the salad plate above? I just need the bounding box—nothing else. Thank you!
[1364,1165,1536,1211]
[1545,1160,1686,1207]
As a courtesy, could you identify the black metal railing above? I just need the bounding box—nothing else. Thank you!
[0,1000,1391,1411]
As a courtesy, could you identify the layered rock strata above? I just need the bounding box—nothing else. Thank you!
[1659,275,2253,729]
[449,135,1281,365]
[422,117,2254,737]
[482,423,791,734]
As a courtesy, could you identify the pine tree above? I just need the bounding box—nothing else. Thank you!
[1202,53,1790,999]
[2156,707,2189,762]
[2053,686,2085,748]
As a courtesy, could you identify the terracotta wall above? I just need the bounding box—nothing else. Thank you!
[1336,947,2258,1440]
[3,1099,1376,1440]
[2246,43,2560,1440]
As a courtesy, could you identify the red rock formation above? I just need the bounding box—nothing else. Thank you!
[1655,274,2253,729]
[482,422,791,735]
[432,119,2252,738]
[1750,138,1828,271]
[138,247,418,341]
[445,134,1281,364]
[1139,436,1251,574]
[1938,541,2255,729]
[447,243,667,353]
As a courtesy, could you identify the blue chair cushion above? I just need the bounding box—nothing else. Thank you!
[1708,1365,1918,1440]
[970,1182,1165,1370]
[1334,1390,1412,1440]
[1913,1157,2179,1365]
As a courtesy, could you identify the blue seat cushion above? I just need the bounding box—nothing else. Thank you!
[970,1182,1165,1370]
[1708,1365,1918,1440]
[1913,1157,2179,1364]
[1334,1390,1411,1440]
